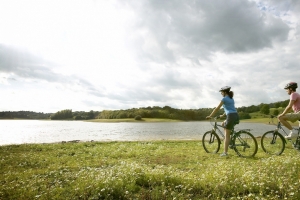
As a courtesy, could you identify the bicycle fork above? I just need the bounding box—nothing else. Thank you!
[292,132,300,150]
[208,129,217,144]
[270,131,279,145]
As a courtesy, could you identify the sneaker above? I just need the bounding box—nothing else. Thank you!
[285,132,297,139]
[220,152,228,157]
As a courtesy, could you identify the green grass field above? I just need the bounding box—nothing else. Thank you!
[241,109,299,126]
[1,140,300,199]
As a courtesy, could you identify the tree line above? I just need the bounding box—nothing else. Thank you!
[0,111,51,119]
[50,110,99,120]
[0,99,289,120]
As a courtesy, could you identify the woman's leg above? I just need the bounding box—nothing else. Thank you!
[224,128,231,153]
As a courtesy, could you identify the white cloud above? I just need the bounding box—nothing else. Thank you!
[0,0,299,112]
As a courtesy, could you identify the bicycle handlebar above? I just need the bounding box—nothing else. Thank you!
[209,116,223,127]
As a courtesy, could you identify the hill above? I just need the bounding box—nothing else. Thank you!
[0,99,290,121]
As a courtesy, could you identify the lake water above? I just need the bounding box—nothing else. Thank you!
[0,120,276,146]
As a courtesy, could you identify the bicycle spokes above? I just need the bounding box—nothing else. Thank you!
[202,131,221,154]
[233,131,258,157]
[261,131,285,155]
[270,133,278,144]
[292,136,300,150]
[209,133,216,144]
[235,138,250,151]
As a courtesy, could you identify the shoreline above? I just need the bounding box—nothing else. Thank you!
[0,117,284,124]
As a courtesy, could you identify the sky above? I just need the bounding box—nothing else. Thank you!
[0,0,300,113]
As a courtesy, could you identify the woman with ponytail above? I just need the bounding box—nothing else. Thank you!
[206,86,239,157]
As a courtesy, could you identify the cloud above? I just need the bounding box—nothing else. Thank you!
[121,0,290,65]
[0,0,299,112]
[0,44,59,81]
[0,44,107,97]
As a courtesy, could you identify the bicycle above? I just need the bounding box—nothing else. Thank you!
[261,115,300,155]
[202,116,258,157]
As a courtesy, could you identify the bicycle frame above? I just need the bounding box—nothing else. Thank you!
[270,115,300,144]
[210,117,251,145]
[275,120,288,137]
[261,115,300,155]
[210,119,225,139]
[210,117,251,149]
[203,116,258,157]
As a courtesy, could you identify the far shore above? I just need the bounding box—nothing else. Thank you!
[86,118,184,123]
[2,117,299,126]
[87,118,268,123]
[87,117,300,126]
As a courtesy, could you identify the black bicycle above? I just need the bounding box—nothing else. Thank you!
[202,116,258,157]
[261,115,300,155]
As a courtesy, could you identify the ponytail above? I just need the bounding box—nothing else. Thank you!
[225,91,234,98]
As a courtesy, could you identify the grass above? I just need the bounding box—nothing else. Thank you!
[240,118,271,124]
[241,110,299,126]
[1,140,300,199]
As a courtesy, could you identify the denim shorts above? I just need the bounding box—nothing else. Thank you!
[224,112,239,130]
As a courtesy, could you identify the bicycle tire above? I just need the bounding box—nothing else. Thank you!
[202,131,221,153]
[261,131,285,155]
[293,136,300,151]
[233,131,258,157]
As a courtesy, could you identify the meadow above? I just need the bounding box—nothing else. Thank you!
[1,140,300,200]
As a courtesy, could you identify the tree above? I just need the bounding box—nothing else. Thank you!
[87,110,95,119]
[272,109,279,116]
[281,100,289,108]
[260,105,270,115]
[74,115,83,120]
[238,112,251,119]
[274,102,281,108]
[135,115,142,120]
[51,109,73,120]
[245,105,260,113]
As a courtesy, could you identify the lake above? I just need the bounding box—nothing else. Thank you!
[0,120,276,146]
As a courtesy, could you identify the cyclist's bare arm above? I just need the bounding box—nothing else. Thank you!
[206,101,224,119]
[279,100,295,117]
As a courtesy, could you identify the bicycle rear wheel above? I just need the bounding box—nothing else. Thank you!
[293,136,300,151]
[233,131,258,157]
[202,131,221,153]
[261,131,285,155]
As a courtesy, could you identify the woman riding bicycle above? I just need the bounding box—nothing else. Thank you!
[278,82,300,139]
[206,86,239,157]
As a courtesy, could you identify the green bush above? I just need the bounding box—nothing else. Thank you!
[73,115,83,120]
[135,115,142,120]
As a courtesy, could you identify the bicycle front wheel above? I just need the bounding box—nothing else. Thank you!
[202,131,221,153]
[233,131,258,157]
[261,131,285,155]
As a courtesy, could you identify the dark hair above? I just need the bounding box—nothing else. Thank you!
[225,91,234,98]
